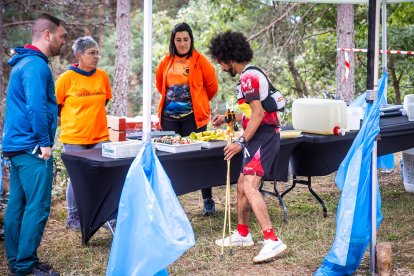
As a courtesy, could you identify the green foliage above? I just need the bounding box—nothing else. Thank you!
[387,2,414,27]
[52,145,68,200]
[2,0,414,120]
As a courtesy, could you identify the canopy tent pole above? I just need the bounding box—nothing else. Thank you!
[366,0,381,274]
[142,0,152,142]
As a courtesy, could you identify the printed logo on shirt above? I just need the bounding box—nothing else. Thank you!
[241,73,261,102]
[75,88,106,97]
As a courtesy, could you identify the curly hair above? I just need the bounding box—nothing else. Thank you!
[208,31,253,64]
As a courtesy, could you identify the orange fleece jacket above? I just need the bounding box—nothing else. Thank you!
[156,50,218,129]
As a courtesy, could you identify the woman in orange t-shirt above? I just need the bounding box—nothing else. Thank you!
[55,36,112,231]
[156,22,218,216]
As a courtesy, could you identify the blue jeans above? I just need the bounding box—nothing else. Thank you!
[63,142,107,219]
[5,152,54,275]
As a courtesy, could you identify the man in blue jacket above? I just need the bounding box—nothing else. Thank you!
[2,14,66,276]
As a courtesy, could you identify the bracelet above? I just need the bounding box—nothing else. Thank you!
[235,141,245,148]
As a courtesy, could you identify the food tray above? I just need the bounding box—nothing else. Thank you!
[280,130,302,139]
[155,142,202,153]
[102,141,143,158]
[200,140,228,149]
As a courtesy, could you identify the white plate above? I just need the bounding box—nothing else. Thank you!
[200,140,228,149]
[155,142,202,153]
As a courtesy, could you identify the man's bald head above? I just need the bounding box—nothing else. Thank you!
[32,14,64,42]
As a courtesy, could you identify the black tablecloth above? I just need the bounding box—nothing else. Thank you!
[61,137,303,244]
[290,116,414,177]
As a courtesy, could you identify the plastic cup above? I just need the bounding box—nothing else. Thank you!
[407,103,414,121]
[347,106,362,130]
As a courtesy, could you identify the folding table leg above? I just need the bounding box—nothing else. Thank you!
[272,180,288,224]
[280,179,297,198]
[284,176,328,217]
[106,221,115,235]
[259,179,288,224]
[306,176,328,217]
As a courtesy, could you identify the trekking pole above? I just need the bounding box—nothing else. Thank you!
[221,109,236,258]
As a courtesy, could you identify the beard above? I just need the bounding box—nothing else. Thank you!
[225,63,237,77]
[49,39,62,57]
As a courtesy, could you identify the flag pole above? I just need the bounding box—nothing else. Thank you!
[381,1,388,73]
[142,0,152,142]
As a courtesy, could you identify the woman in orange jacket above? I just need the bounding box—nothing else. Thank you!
[156,22,218,215]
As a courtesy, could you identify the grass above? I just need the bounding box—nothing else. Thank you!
[1,161,414,275]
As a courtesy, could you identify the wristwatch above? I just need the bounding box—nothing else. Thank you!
[236,136,247,148]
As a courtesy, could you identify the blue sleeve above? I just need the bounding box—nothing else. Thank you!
[21,61,52,147]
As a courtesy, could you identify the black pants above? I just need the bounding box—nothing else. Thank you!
[161,113,212,200]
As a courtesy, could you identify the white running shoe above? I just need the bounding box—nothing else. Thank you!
[253,239,287,263]
[215,230,254,247]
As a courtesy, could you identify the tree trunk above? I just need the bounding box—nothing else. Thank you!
[388,57,401,104]
[109,0,131,116]
[0,0,5,138]
[287,53,308,97]
[336,4,355,104]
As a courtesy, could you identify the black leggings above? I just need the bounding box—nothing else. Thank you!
[161,113,213,200]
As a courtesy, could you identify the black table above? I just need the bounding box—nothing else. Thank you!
[290,116,414,177]
[61,137,304,244]
[286,116,414,216]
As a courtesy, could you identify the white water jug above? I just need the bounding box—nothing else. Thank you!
[292,98,348,135]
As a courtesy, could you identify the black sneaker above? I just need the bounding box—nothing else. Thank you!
[27,266,60,276]
[36,262,53,272]
[7,268,15,276]
[8,263,57,276]
[203,198,216,216]
[65,214,81,232]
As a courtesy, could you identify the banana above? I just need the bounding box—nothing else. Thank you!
[188,130,227,141]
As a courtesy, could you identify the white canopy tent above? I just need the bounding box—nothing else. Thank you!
[142,0,152,142]
[140,0,410,273]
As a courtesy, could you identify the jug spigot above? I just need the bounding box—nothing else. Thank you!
[333,126,346,136]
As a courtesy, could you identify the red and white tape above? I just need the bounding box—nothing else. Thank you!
[337,48,414,55]
[343,51,350,82]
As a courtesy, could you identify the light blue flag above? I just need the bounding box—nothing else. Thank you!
[351,76,394,170]
[315,73,387,275]
[106,141,195,276]
[0,155,2,194]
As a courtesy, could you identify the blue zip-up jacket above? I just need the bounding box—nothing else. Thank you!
[2,47,58,153]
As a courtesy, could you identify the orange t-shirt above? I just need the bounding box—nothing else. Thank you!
[166,56,190,86]
[55,68,112,144]
[164,56,193,118]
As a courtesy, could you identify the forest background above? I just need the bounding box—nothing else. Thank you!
[0,0,413,136]
[0,1,414,274]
